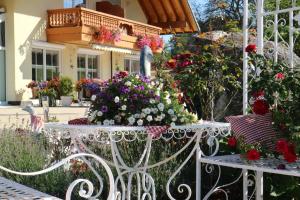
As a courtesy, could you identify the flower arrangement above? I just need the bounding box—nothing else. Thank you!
[94,26,122,43]
[26,81,38,89]
[75,78,102,96]
[88,71,197,126]
[136,34,164,52]
[228,44,300,163]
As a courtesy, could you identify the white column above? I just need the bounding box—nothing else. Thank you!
[243,169,248,200]
[256,0,264,54]
[289,10,294,69]
[196,147,201,200]
[256,171,264,200]
[242,0,249,114]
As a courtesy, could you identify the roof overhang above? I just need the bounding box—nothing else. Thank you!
[138,0,200,34]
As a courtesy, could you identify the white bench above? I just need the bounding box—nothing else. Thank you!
[0,177,61,200]
[199,154,300,200]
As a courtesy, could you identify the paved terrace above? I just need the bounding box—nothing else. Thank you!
[0,106,87,127]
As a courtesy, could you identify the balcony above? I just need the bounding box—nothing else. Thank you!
[46,7,162,52]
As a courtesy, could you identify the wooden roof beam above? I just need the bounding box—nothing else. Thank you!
[149,0,168,23]
[180,0,199,32]
[138,0,159,24]
[160,0,177,22]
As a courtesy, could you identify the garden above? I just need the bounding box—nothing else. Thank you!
[1,0,300,199]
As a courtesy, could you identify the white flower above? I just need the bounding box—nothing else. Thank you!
[168,109,174,115]
[180,118,185,123]
[125,81,132,86]
[109,120,115,125]
[157,103,164,111]
[97,111,103,117]
[88,110,97,121]
[170,122,176,127]
[134,114,140,118]
[124,98,127,102]
[171,116,177,122]
[143,108,151,114]
[150,99,156,104]
[128,116,135,125]
[146,115,153,122]
[161,113,166,119]
[135,75,140,79]
[121,105,127,110]
[96,121,102,125]
[166,99,171,105]
[91,95,97,101]
[137,119,143,126]
[151,81,155,86]
[155,116,163,121]
[114,96,120,103]
[164,91,170,99]
[103,119,110,126]
[120,112,126,116]
[140,113,146,118]
[151,108,158,114]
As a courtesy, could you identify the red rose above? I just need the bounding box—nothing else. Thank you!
[245,44,257,53]
[180,60,193,68]
[284,151,297,163]
[276,139,289,154]
[227,137,237,148]
[253,90,265,98]
[119,71,129,78]
[275,72,285,80]
[246,149,261,160]
[253,99,269,115]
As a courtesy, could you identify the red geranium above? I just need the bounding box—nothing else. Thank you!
[119,71,129,78]
[247,149,261,160]
[166,59,177,69]
[275,72,285,80]
[252,99,269,115]
[227,137,237,148]
[245,44,257,53]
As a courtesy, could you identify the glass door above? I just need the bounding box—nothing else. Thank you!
[0,14,6,101]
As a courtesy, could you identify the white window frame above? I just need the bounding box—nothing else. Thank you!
[32,41,65,81]
[77,48,101,80]
[0,13,5,50]
[124,55,140,74]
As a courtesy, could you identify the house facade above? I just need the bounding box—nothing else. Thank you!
[0,0,198,104]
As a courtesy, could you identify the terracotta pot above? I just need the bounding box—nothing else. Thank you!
[31,87,39,99]
[84,89,92,98]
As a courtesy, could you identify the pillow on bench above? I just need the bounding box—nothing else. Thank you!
[225,113,277,149]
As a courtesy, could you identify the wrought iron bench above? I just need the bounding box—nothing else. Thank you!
[199,154,300,200]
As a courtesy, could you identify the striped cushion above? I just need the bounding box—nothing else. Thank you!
[225,113,277,148]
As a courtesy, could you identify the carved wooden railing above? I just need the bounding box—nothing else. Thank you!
[47,7,161,36]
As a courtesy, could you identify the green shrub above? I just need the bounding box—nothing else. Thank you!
[59,76,74,96]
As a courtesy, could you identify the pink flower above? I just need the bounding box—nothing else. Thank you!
[275,73,285,80]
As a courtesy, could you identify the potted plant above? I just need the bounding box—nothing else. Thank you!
[59,76,74,106]
[26,80,39,99]
[38,88,57,107]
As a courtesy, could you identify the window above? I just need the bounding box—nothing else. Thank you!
[77,54,98,80]
[32,48,60,81]
[0,14,4,48]
[124,58,140,74]
[64,0,86,8]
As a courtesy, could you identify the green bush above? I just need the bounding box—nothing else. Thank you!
[59,76,74,96]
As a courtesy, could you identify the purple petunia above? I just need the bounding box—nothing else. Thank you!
[120,86,130,94]
[101,106,108,113]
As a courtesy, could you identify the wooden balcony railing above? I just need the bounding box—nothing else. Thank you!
[47,7,161,37]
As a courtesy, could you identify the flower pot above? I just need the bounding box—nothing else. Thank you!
[31,87,39,99]
[83,89,91,98]
[39,96,56,107]
[61,96,73,107]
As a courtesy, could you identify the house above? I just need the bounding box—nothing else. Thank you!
[0,0,199,104]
